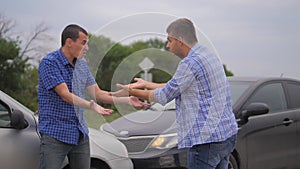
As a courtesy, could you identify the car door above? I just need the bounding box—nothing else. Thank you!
[285,81,300,168]
[241,82,297,169]
[0,99,40,169]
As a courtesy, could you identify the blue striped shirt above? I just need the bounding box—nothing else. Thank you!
[38,49,96,145]
[154,44,238,149]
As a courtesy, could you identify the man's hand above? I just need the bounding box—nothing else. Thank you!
[114,78,147,92]
[90,100,113,115]
[129,78,165,90]
[116,83,154,101]
[116,83,131,92]
[130,78,148,89]
[128,96,150,108]
[111,78,154,97]
[115,83,133,97]
[110,88,129,97]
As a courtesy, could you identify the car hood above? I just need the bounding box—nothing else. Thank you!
[89,128,129,158]
[101,109,177,137]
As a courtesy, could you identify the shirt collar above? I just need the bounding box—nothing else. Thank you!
[187,43,201,58]
[58,48,76,66]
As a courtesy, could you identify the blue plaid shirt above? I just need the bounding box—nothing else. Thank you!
[154,44,238,149]
[38,49,96,145]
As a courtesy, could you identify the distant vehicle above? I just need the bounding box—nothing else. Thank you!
[101,77,300,169]
[0,90,133,169]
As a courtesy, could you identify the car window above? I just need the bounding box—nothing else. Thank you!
[0,101,11,127]
[229,82,252,105]
[286,82,300,109]
[247,83,287,113]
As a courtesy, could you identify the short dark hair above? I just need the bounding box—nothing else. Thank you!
[61,24,88,46]
[166,18,198,45]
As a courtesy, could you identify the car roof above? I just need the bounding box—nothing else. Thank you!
[227,76,300,83]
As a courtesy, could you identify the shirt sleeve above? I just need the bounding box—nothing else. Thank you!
[81,60,96,87]
[154,59,195,105]
[39,58,64,91]
[72,59,96,96]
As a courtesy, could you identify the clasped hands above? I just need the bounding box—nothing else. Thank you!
[112,78,148,97]
[90,78,149,116]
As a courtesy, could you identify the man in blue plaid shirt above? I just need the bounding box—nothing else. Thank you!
[116,18,238,169]
[38,24,148,169]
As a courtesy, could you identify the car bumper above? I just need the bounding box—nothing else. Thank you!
[131,148,187,169]
[108,157,134,169]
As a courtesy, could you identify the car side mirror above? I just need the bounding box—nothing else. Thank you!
[239,103,269,125]
[11,109,27,129]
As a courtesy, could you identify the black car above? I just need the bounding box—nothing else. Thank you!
[101,77,300,169]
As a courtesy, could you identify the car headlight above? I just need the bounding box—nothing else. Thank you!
[151,133,178,149]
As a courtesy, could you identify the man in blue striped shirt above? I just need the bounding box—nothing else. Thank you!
[38,24,148,169]
[116,18,238,169]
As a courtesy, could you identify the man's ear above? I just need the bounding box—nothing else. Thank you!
[178,37,187,47]
[65,38,73,48]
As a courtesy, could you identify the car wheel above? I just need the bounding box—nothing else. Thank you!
[91,159,110,169]
[228,154,238,169]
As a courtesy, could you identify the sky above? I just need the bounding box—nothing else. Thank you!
[1,0,300,79]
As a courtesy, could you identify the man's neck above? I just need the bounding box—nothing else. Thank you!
[181,41,197,58]
[61,47,75,66]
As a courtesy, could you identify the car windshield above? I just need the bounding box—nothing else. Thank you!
[229,81,252,105]
[149,80,252,110]
[0,91,34,114]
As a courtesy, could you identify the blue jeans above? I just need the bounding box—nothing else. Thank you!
[39,134,90,169]
[188,134,237,169]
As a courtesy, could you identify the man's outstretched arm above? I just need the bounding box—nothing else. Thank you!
[87,84,149,108]
[116,84,157,102]
[54,83,113,115]
[111,78,165,97]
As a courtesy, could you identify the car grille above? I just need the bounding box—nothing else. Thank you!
[118,136,155,153]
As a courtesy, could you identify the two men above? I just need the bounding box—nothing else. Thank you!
[38,18,237,169]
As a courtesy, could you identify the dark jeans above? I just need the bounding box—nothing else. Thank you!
[188,134,237,169]
[39,134,90,169]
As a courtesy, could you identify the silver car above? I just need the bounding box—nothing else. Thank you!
[0,90,133,169]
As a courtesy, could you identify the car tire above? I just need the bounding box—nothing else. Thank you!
[91,159,110,169]
[228,154,238,169]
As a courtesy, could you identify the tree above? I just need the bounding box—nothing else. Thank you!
[0,14,48,111]
[85,34,132,92]
[0,14,15,39]
[18,67,39,111]
[88,36,235,92]
[0,37,26,94]
[224,64,234,77]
